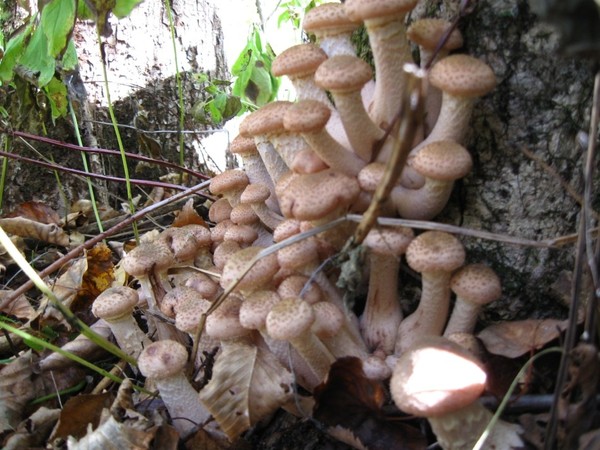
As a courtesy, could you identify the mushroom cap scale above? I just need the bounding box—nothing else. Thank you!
[314,55,373,93]
[390,336,487,418]
[405,231,465,273]
[451,264,502,306]
[138,340,189,379]
[271,44,327,78]
[429,54,496,98]
[92,286,139,321]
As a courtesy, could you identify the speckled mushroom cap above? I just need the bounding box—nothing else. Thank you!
[230,203,259,225]
[219,246,279,292]
[277,275,323,304]
[429,54,496,98]
[406,18,463,51]
[205,294,249,339]
[174,295,212,334]
[303,3,360,37]
[283,99,331,133]
[209,169,249,196]
[240,183,271,205]
[344,0,418,21]
[223,223,259,246]
[412,141,473,181]
[271,44,327,79]
[92,286,139,320]
[364,226,414,256]
[160,285,199,318]
[239,289,282,330]
[266,297,315,340]
[239,101,293,137]
[208,198,233,223]
[277,238,319,271]
[311,301,344,338]
[358,162,387,193]
[158,226,201,263]
[212,240,241,271]
[451,264,502,306]
[138,340,189,379]
[277,169,361,220]
[230,134,258,157]
[405,231,465,273]
[314,54,373,93]
[390,336,487,417]
[122,238,176,277]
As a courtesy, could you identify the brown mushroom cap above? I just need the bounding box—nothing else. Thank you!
[283,99,331,134]
[364,226,414,256]
[303,3,360,37]
[277,169,360,221]
[230,134,258,157]
[175,295,213,334]
[344,0,418,21]
[122,238,175,276]
[450,264,502,306]
[405,231,465,273]
[239,101,293,137]
[429,54,496,98]
[314,54,373,93]
[219,246,279,292]
[209,169,249,196]
[205,294,249,340]
[240,183,271,204]
[311,301,344,339]
[277,275,323,304]
[271,44,328,79]
[239,290,282,330]
[161,285,199,318]
[406,18,463,51]
[92,286,139,320]
[230,203,259,225]
[411,141,473,181]
[390,336,487,417]
[266,297,315,341]
[138,340,189,379]
[208,198,233,223]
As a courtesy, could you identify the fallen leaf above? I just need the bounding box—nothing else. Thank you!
[0,351,37,433]
[52,392,114,440]
[0,217,69,246]
[0,290,36,320]
[171,198,208,227]
[313,357,426,450]
[8,201,61,225]
[2,406,61,450]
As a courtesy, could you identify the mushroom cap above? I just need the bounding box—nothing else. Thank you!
[450,264,502,306]
[357,162,387,193]
[429,54,496,98]
[239,101,293,137]
[283,99,331,133]
[175,295,213,334]
[219,246,280,292]
[266,297,315,340]
[406,18,463,51]
[271,44,327,78]
[208,198,233,223]
[277,238,319,271]
[303,3,360,37]
[223,224,259,246]
[390,336,487,417]
[311,301,344,338]
[161,285,199,318]
[277,169,361,220]
[122,239,175,276]
[273,219,302,242]
[205,294,249,339]
[411,141,473,181]
[344,0,418,22]
[138,340,189,379]
[210,219,233,245]
[277,275,323,304]
[92,286,139,320]
[240,183,271,204]
[159,226,200,262]
[239,289,282,330]
[314,54,373,93]
[364,226,414,256]
[230,203,259,225]
[184,273,219,300]
[209,169,249,196]
[230,134,258,157]
[405,231,465,273]
[212,240,241,271]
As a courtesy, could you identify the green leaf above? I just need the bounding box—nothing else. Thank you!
[18,25,56,86]
[0,21,34,83]
[112,0,144,18]
[60,39,78,71]
[44,76,68,121]
[41,0,76,57]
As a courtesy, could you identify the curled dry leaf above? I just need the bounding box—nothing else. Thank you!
[477,318,570,358]
[313,357,426,450]
[171,198,208,227]
[198,339,293,440]
[8,201,61,225]
[0,217,69,246]
[0,351,38,433]
[2,406,61,450]
[0,289,36,320]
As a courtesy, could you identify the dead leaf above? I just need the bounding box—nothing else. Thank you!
[0,290,36,320]
[2,406,61,450]
[313,357,426,450]
[80,243,115,303]
[8,201,61,224]
[52,392,114,440]
[477,319,570,358]
[171,198,208,228]
[199,338,293,440]
[0,217,69,246]
[0,351,37,433]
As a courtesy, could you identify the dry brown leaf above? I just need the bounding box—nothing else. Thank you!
[0,351,37,432]
[8,201,61,224]
[51,392,114,441]
[477,318,570,358]
[2,406,61,450]
[171,198,208,227]
[0,289,36,320]
[77,243,115,311]
[198,338,293,440]
[313,357,426,450]
[0,217,69,246]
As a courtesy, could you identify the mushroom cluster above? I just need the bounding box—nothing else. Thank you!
[103,1,523,447]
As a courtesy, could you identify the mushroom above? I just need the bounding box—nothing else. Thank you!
[302,3,361,57]
[91,286,150,360]
[314,54,386,162]
[265,297,335,383]
[208,198,233,224]
[219,246,279,295]
[137,340,213,437]
[283,100,366,177]
[390,336,523,450]
[344,0,418,128]
[390,140,473,220]
[443,264,502,337]
[209,169,250,208]
[230,203,273,247]
[360,225,414,356]
[240,183,284,231]
[277,274,323,305]
[395,231,465,354]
